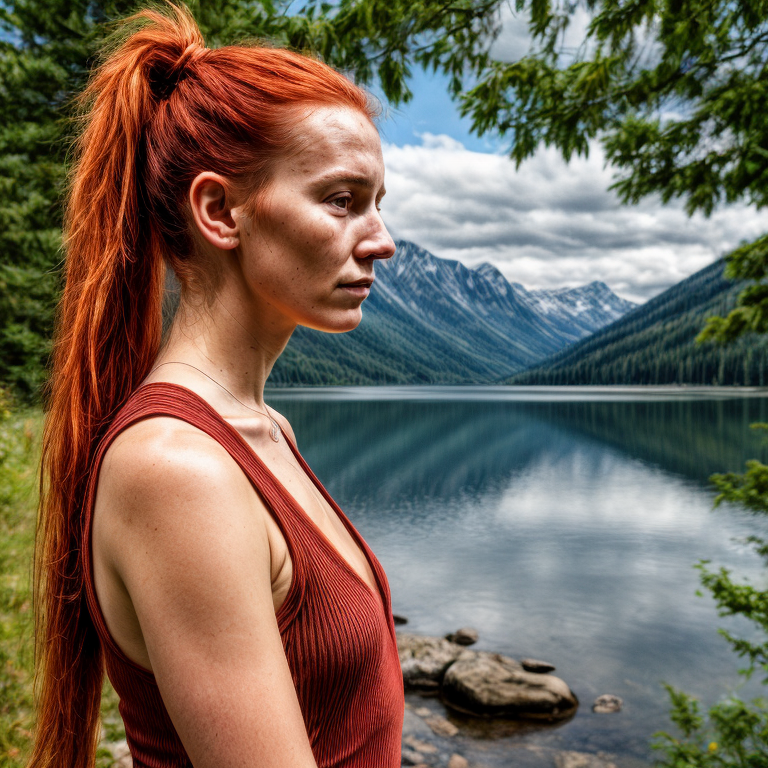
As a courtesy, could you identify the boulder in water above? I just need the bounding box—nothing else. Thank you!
[592,694,623,713]
[398,633,464,688]
[445,627,479,646]
[441,650,578,721]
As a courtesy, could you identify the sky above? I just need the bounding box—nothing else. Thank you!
[372,14,767,304]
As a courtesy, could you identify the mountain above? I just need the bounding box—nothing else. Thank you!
[268,240,636,386]
[521,281,636,337]
[508,258,768,386]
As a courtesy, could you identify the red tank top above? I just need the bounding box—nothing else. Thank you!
[82,382,404,768]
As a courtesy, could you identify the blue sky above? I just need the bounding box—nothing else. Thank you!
[375,68,493,154]
[371,28,765,304]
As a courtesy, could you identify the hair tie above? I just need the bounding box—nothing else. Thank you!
[155,43,208,101]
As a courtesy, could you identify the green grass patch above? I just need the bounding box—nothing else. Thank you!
[0,392,41,767]
[0,394,124,767]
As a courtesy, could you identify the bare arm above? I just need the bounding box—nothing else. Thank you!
[97,420,318,768]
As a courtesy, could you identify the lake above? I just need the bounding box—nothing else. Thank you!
[264,385,768,766]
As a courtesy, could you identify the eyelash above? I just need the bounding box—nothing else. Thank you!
[327,194,382,213]
[330,194,352,211]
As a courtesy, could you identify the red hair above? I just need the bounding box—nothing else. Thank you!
[31,4,374,766]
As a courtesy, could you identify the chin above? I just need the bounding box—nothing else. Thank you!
[303,307,364,334]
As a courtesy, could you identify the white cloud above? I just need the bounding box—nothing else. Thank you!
[489,5,531,61]
[490,3,594,64]
[382,135,767,303]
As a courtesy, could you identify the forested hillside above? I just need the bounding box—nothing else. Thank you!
[509,259,768,386]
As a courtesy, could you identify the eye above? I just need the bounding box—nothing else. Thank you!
[329,194,352,211]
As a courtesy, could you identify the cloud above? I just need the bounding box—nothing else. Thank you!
[490,4,594,64]
[381,135,766,303]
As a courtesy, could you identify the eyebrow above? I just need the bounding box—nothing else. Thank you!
[311,172,386,196]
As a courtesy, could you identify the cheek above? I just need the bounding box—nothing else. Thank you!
[285,218,345,275]
[312,217,336,245]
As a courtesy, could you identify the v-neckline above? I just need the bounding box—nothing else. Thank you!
[138,382,387,615]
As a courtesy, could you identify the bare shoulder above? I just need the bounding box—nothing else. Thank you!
[95,415,269,577]
[99,416,256,513]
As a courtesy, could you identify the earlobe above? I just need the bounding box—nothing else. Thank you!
[189,172,241,251]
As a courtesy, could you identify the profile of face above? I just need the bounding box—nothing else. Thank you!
[191,106,396,334]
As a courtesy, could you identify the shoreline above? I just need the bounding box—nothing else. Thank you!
[265,383,768,402]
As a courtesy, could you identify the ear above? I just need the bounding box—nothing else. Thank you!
[189,172,240,250]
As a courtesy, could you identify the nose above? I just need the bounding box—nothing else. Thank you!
[354,210,396,262]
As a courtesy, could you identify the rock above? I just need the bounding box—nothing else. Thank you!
[414,707,432,717]
[592,694,623,713]
[441,650,578,720]
[403,708,435,740]
[445,627,479,646]
[447,755,469,768]
[554,750,617,768]
[398,633,465,687]
[401,748,428,765]
[404,735,439,754]
[521,658,556,674]
[393,614,409,625]
[425,714,459,737]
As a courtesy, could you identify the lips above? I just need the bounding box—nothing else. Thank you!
[338,278,374,288]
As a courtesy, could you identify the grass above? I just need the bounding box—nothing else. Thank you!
[0,393,124,767]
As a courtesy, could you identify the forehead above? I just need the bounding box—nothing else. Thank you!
[282,106,385,186]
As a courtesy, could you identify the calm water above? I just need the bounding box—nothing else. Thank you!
[265,386,768,765]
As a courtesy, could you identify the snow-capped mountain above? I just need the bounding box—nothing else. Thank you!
[268,240,637,386]
[519,281,638,337]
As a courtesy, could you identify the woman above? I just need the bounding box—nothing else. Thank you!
[31,4,403,768]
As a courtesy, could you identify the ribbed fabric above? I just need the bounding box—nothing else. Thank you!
[82,382,404,768]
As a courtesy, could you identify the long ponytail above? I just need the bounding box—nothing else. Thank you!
[32,7,203,767]
[31,4,375,766]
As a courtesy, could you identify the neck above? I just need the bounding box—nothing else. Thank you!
[155,281,296,408]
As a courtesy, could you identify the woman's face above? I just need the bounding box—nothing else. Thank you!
[234,106,396,333]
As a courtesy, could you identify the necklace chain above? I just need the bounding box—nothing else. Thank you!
[149,361,281,442]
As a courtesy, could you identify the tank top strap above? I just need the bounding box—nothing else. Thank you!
[82,382,310,648]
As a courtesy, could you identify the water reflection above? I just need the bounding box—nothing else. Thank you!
[265,388,768,764]
[266,393,768,499]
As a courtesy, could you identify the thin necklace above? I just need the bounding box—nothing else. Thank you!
[149,361,282,442]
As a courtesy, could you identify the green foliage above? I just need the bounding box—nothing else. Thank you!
[711,427,768,514]
[695,555,768,682]
[653,686,768,768]
[699,236,768,347]
[652,544,768,767]
[705,417,768,684]
[462,0,768,217]
[0,393,125,766]
[0,390,39,765]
